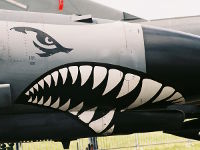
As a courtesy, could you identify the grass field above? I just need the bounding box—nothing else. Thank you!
[18,132,200,150]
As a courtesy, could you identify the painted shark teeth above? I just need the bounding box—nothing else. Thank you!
[59,68,68,84]
[167,92,183,101]
[44,96,51,106]
[69,102,84,115]
[51,71,59,86]
[103,69,123,95]
[25,91,29,96]
[93,66,107,89]
[33,84,39,91]
[28,97,32,103]
[38,79,44,89]
[51,97,60,109]
[117,74,140,98]
[78,107,97,123]
[79,66,92,86]
[68,66,78,84]
[103,125,115,135]
[127,79,162,109]
[153,87,175,103]
[29,87,34,94]
[89,110,115,133]
[21,63,186,135]
[44,75,51,87]
[59,99,71,111]
[32,96,38,104]
[38,96,44,105]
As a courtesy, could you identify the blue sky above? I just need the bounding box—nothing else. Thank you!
[91,0,200,20]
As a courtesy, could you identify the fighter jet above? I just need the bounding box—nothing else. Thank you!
[1,0,200,149]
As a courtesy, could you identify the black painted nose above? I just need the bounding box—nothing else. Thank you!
[142,25,200,100]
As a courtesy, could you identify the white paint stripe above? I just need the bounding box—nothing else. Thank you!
[69,102,84,115]
[78,107,97,123]
[103,69,123,95]
[127,79,162,109]
[38,79,44,89]
[32,96,38,104]
[89,110,115,133]
[59,68,68,84]
[44,75,52,87]
[5,0,28,10]
[38,97,44,105]
[79,66,92,86]
[117,73,140,98]
[51,98,60,109]
[93,66,107,89]
[59,99,71,111]
[153,86,175,103]
[51,71,59,86]
[44,96,51,106]
[69,66,78,84]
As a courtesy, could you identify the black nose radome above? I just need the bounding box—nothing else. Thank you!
[142,25,200,100]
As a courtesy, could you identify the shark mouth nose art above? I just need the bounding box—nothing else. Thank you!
[16,62,185,134]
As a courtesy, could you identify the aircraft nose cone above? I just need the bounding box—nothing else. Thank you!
[142,25,200,100]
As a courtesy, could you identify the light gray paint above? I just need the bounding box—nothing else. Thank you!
[0,21,146,101]
[0,9,113,25]
[139,16,200,36]
[0,0,124,20]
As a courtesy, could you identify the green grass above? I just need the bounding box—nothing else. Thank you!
[15,132,200,150]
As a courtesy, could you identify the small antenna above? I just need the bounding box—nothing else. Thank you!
[59,0,64,11]
[5,0,28,10]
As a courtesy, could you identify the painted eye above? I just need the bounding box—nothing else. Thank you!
[45,37,53,45]
[11,27,73,57]
[34,34,57,50]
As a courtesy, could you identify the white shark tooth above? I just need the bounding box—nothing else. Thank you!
[69,66,78,84]
[79,65,92,86]
[25,91,29,96]
[127,79,162,109]
[103,69,123,95]
[173,98,185,104]
[51,98,60,109]
[89,110,115,133]
[59,99,71,111]
[117,74,140,98]
[29,88,34,94]
[32,96,38,104]
[167,92,182,101]
[44,75,52,87]
[59,68,68,84]
[44,96,52,106]
[78,107,97,123]
[69,102,84,115]
[153,86,175,103]
[38,79,44,89]
[28,97,32,103]
[38,96,44,105]
[33,84,39,92]
[103,125,115,135]
[93,66,107,89]
[51,71,59,86]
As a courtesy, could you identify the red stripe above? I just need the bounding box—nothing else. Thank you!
[59,0,64,11]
